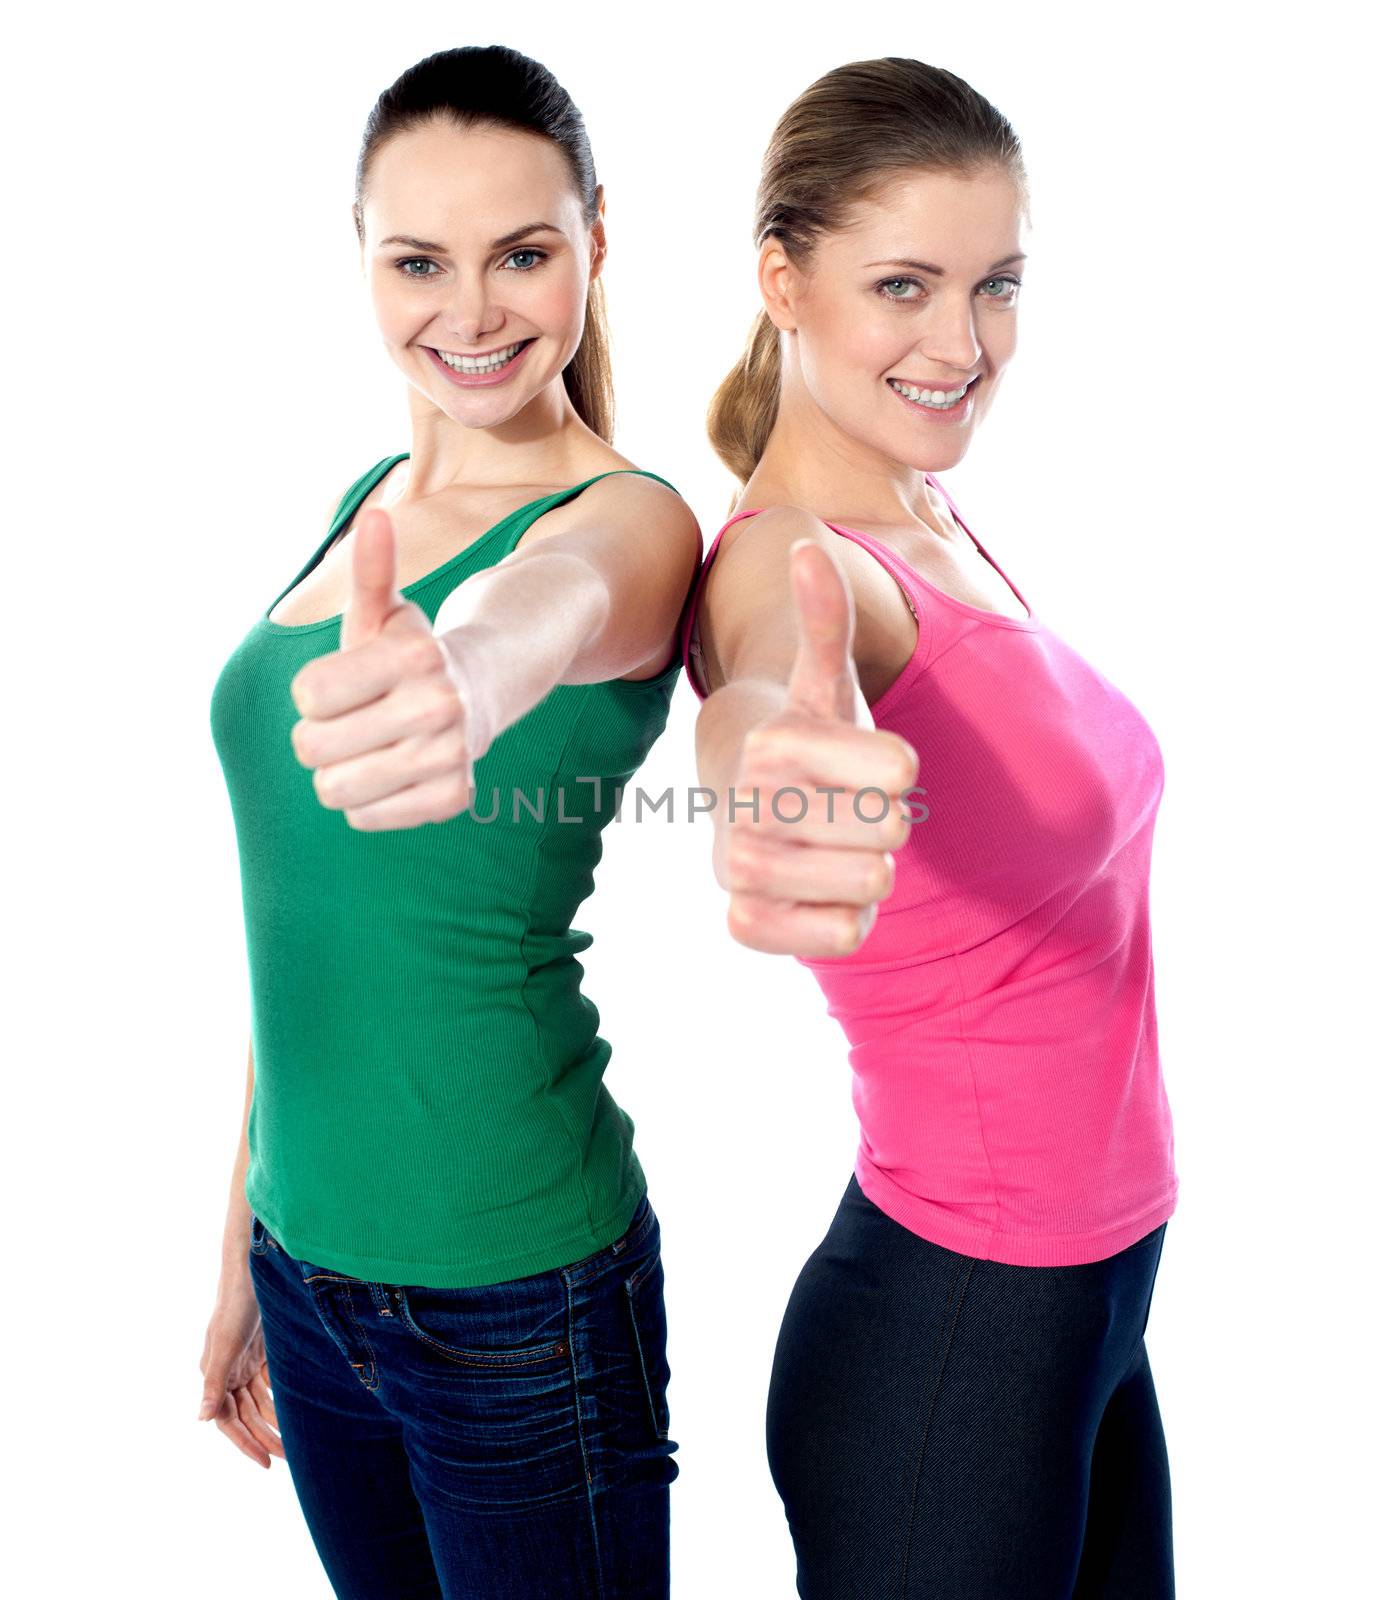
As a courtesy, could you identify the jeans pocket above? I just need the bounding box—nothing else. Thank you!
[394,1284,571,1370]
[248,1212,273,1256]
[624,1246,671,1441]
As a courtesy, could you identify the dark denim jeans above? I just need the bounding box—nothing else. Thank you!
[248,1193,677,1599]
[767,1175,1173,1599]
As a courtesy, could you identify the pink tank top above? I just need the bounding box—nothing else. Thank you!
[680,475,1177,1266]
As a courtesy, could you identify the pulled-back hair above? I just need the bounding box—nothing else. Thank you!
[354,45,614,441]
[709,58,1027,484]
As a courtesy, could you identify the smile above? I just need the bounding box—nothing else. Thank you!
[424,339,536,388]
[431,339,533,374]
[887,376,976,410]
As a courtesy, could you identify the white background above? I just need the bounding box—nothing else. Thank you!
[7,2,1386,1594]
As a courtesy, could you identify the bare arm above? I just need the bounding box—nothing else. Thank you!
[691,507,872,801]
[433,472,703,752]
[287,477,702,830]
[218,1041,255,1276]
[197,1043,284,1466]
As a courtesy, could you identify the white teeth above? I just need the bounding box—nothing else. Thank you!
[889,378,971,409]
[436,341,526,373]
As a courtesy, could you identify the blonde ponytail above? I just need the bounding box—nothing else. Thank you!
[564,278,615,443]
[707,57,1027,489]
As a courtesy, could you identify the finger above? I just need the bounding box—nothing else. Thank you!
[341,506,400,652]
[213,1407,273,1469]
[291,626,444,720]
[234,1383,286,1460]
[727,787,913,851]
[719,832,895,906]
[739,719,919,796]
[198,1361,231,1423]
[784,540,858,724]
[292,674,464,769]
[727,892,878,958]
[344,769,476,831]
[311,726,472,813]
[251,1364,279,1431]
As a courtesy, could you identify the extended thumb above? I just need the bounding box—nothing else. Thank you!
[341,507,400,650]
[784,539,855,722]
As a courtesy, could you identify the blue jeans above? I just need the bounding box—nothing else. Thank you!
[248,1192,677,1599]
[766,1175,1173,1598]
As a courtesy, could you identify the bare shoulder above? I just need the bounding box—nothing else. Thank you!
[519,466,701,568]
[692,505,842,691]
[695,501,914,697]
[704,502,855,604]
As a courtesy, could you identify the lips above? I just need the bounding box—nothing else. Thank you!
[431,338,533,361]
[424,338,536,385]
[888,374,978,399]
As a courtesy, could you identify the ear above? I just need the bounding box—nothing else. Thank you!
[757,239,798,333]
[589,185,607,281]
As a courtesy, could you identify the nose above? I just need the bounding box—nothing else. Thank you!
[441,274,506,345]
[915,293,983,378]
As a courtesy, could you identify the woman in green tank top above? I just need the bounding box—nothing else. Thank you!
[199,46,700,1598]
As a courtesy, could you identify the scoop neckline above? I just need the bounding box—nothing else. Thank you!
[256,457,648,637]
[838,473,1038,632]
[718,473,1039,634]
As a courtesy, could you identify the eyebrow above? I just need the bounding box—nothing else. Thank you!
[864,252,1028,275]
[377,222,565,252]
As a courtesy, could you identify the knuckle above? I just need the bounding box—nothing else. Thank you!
[891,735,919,786]
[437,727,471,767]
[289,674,316,717]
[289,721,316,765]
[434,677,464,717]
[726,838,761,891]
[727,895,759,943]
[877,853,896,898]
[742,725,789,776]
[407,634,446,675]
[863,854,894,901]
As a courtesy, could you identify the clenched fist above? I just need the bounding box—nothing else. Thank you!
[716,539,919,958]
[288,507,485,829]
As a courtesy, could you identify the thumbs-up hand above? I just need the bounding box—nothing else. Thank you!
[288,508,481,829]
[716,539,919,958]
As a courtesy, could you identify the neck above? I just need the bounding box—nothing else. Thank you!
[741,359,947,532]
[401,377,609,498]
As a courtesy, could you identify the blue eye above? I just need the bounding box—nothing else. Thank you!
[396,257,441,279]
[503,249,547,271]
[980,276,1022,303]
[877,277,923,301]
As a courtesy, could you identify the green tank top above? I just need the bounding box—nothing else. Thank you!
[210,455,685,1287]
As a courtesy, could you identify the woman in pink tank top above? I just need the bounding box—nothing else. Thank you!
[683,60,1177,1598]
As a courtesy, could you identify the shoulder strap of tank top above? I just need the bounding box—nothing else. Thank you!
[500,466,680,539]
[267,454,408,616]
[680,506,930,701]
[479,467,682,567]
[925,471,1000,569]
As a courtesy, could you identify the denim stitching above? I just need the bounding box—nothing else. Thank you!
[394,1291,569,1369]
[625,1270,668,1441]
[338,1286,380,1391]
[564,1270,607,1597]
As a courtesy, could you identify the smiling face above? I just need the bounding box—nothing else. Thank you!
[766,164,1028,473]
[358,117,602,428]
